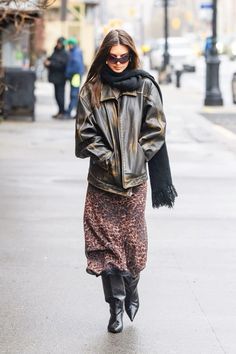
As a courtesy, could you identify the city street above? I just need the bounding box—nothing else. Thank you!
[1,58,236,353]
[181,55,235,106]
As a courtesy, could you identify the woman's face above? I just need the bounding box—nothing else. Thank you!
[106,45,130,73]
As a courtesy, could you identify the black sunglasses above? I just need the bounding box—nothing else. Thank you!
[107,53,130,64]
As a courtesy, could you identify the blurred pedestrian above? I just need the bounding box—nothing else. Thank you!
[64,37,84,118]
[75,29,177,333]
[44,37,68,118]
[204,36,213,58]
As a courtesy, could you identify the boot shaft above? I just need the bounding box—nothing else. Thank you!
[102,274,126,303]
[124,274,140,295]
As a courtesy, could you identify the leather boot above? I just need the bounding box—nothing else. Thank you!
[102,274,126,333]
[124,274,140,321]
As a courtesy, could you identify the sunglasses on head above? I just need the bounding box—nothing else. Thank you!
[107,53,130,64]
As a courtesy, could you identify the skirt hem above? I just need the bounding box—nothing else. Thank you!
[86,267,136,278]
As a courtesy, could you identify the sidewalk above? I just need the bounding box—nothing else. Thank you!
[201,110,236,134]
[0,81,236,354]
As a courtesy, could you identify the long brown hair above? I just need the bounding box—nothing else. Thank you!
[84,29,141,108]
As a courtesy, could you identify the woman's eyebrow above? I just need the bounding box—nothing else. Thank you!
[109,52,129,57]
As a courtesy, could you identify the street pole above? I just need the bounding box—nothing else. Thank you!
[163,0,170,68]
[60,0,67,37]
[100,0,107,25]
[204,0,223,106]
[159,0,171,84]
[61,0,67,22]
[158,0,171,84]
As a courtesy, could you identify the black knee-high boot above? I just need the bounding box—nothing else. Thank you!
[101,274,126,333]
[124,274,140,321]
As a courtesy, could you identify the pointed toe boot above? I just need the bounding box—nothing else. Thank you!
[107,299,124,333]
[124,274,140,322]
[102,274,126,333]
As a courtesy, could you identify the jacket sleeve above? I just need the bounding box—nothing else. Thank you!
[66,49,84,79]
[75,95,112,161]
[77,50,85,76]
[48,52,68,70]
[139,82,166,162]
[65,54,74,79]
[50,58,66,70]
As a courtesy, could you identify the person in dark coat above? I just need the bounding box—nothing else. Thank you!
[44,37,68,118]
[64,37,84,118]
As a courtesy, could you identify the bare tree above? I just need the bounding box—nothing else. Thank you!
[0,1,55,9]
[0,0,55,29]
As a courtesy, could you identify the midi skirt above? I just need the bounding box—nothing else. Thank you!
[84,182,148,277]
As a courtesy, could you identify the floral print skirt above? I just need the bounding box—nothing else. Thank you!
[84,182,148,277]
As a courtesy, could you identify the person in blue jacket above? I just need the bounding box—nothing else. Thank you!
[64,37,84,118]
[204,36,213,58]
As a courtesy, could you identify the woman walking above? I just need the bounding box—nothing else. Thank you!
[75,29,177,333]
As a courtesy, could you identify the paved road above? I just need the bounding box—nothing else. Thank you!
[0,79,236,354]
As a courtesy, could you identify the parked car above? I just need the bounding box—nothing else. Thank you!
[149,37,196,72]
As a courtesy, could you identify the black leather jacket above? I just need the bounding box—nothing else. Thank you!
[75,78,166,196]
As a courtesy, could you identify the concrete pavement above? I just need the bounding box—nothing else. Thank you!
[0,79,236,354]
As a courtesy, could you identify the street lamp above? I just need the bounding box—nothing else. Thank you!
[159,0,171,83]
[204,0,223,106]
[163,0,170,68]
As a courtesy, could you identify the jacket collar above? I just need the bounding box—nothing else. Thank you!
[100,83,137,102]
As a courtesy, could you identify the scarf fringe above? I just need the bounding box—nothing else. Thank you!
[152,185,178,209]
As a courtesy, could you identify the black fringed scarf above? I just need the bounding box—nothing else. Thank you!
[101,66,178,208]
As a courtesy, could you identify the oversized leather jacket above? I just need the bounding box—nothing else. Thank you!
[75,78,166,196]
